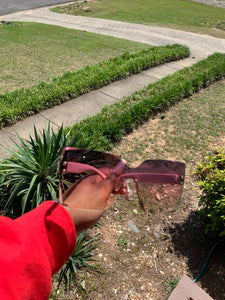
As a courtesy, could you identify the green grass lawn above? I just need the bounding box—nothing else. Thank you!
[0,22,149,93]
[52,0,225,38]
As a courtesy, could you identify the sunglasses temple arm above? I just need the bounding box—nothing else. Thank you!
[62,159,127,179]
[121,173,183,184]
[65,162,107,179]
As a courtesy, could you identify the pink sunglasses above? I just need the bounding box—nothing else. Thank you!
[58,147,185,213]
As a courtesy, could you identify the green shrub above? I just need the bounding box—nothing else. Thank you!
[195,148,225,236]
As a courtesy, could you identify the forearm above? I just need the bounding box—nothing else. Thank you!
[63,204,104,235]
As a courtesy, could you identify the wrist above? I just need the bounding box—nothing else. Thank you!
[61,203,104,235]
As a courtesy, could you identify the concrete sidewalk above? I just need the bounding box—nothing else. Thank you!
[0,5,225,159]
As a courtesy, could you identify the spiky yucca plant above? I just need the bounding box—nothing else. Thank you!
[58,230,99,290]
[0,125,78,216]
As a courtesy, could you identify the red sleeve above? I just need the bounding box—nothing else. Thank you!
[0,201,76,300]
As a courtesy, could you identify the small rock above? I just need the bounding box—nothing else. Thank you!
[128,219,140,233]
[154,224,162,239]
[81,280,85,290]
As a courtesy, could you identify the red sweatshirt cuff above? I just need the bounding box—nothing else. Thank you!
[0,201,76,299]
[15,201,77,274]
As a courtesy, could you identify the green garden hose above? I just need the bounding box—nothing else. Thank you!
[193,237,225,282]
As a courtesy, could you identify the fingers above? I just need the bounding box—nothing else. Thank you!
[63,171,128,212]
[98,173,124,195]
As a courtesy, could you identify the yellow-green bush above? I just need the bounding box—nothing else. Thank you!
[195,148,225,236]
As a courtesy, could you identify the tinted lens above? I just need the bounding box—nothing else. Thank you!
[59,148,122,192]
[60,148,121,171]
[136,182,184,213]
[133,160,185,213]
[135,160,185,176]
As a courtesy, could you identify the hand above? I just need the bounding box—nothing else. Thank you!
[60,170,126,235]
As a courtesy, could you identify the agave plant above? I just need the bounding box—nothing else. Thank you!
[58,230,99,290]
[0,124,79,216]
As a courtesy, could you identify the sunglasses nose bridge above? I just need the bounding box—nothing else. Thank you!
[113,159,127,175]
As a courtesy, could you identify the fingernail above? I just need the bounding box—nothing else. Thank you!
[114,181,122,192]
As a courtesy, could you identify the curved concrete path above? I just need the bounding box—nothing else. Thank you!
[0,5,225,158]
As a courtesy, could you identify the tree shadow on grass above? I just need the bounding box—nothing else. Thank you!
[168,211,225,300]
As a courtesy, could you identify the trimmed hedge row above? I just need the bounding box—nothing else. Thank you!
[67,52,225,150]
[0,44,189,128]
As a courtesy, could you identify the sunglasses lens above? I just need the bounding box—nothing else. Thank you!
[135,160,185,176]
[60,148,122,191]
[62,148,121,169]
[134,160,185,213]
[136,182,184,213]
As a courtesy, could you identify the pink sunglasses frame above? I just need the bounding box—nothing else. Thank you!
[59,147,185,185]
